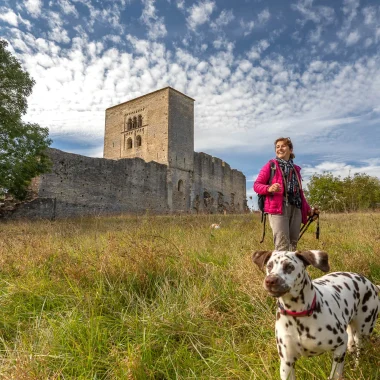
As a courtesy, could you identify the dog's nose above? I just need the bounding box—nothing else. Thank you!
[265,275,281,286]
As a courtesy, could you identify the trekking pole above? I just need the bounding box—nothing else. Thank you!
[260,213,267,244]
[298,214,319,241]
[315,215,320,239]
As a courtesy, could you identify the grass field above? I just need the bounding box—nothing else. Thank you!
[0,212,379,379]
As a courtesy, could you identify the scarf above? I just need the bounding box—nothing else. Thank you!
[276,158,302,209]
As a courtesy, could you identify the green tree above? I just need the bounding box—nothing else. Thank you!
[305,173,345,212]
[0,39,52,200]
[306,172,380,212]
[342,173,380,211]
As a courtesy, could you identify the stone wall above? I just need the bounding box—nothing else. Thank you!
[192,152,246,214]
[2,148,246,219]
[2,86,247,220]
[25,148,169,219]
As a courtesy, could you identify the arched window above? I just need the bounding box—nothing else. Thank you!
[127,118,132,130]
[132,116,137,129]
[138,114,142,128]
[178,180,183,192]
[127,138,133,149]
[136,135,142,147]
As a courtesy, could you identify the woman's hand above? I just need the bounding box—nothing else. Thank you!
[308,206,320,220]
[268,183,281,193]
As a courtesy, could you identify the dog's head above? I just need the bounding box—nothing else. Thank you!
[252,250,330,297]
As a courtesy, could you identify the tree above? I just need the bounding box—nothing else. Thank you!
[305,173,345,212]
[341,173,380,211]
[0,39,52,200]
[305,172,380,212]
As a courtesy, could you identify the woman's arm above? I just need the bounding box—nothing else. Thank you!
[253,162,271,195]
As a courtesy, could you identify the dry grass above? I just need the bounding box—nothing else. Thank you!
[0,212,379,379]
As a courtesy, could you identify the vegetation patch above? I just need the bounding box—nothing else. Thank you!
[0,213,379,379]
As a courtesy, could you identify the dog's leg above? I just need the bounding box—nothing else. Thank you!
[346,324,355,353]
[347,322,362,367]
[276,327,298,380]
[328,335,348,380]
[279,358,296,380]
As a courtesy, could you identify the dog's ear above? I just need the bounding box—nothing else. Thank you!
[252,250,273,272]
[295,250,330,272]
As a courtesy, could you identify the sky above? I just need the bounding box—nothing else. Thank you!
[1,0,380,208]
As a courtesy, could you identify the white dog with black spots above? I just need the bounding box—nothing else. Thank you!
[252,250,380,380]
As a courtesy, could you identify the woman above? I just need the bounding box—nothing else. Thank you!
[254,137,318,251]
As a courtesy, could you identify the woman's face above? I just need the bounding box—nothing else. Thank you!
[275,140,292,161]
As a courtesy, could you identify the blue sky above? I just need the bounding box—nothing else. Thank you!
[1,0,380,207]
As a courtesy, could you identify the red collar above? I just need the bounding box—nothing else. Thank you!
[278,293,317,317]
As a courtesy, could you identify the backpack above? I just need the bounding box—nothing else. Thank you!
[257,160,276,243]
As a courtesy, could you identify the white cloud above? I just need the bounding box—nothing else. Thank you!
[364,38,373,48]
[342,0,360,22]
[362,6,378,25]
[0,9,18,26]
[292,0,335,26]
[24,0,43,18]
[302,160,380,182]
[210,9,234,31]
[345,30,360,46]
[308,25,323,44]
[56,0,79,17]
[176,0,185,9]
[187,0,216,30]
[46,12,71,44]
[140,0,167,39]
[258,8,270,24]
[240,19,255,37]
[247,39,270,60]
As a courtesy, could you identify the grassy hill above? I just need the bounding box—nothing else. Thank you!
[0,213,379,379]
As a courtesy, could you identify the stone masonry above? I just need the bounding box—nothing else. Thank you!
[4,87,247,219]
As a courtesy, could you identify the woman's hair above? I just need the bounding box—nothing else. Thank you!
[274,137,295,159]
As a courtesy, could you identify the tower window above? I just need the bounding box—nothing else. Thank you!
[178,180,183,192]
[136,135,142,147]
[133,116,137,129]
[127,118,132,130]
[138,114,143,128]
[127,138,133,149]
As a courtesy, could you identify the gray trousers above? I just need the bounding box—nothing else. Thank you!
[268,202,302,251]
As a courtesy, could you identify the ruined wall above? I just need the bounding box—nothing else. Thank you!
[30,148,169,218]
[3,86,247,220]
[3,149,246,219]
[168,167,193,213]
[192,152,246,214]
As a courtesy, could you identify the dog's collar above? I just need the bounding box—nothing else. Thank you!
[277,293,317,317]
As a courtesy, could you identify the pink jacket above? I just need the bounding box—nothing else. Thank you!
[253,159,311,225]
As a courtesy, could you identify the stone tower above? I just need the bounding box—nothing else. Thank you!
[103,87,195,211]
[104,87,194,172]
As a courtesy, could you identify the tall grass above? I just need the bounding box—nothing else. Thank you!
[0,213,379,379]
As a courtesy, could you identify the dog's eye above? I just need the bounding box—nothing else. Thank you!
[267,262,273,271]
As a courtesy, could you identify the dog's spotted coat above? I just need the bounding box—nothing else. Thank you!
[252,250,380,380]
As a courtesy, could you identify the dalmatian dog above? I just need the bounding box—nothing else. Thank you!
[252,250,380,380]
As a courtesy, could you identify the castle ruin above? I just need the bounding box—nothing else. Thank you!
[5,87,247,219]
